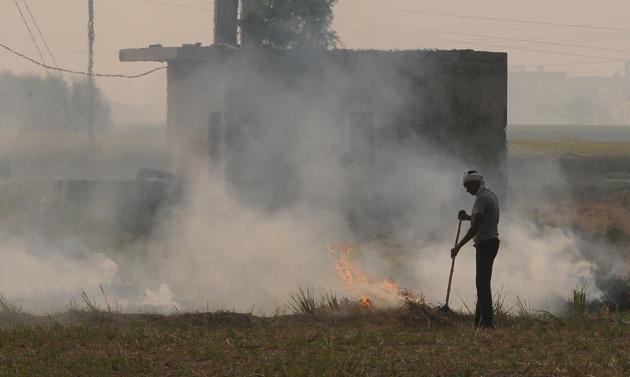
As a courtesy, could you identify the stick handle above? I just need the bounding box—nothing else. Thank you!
[445,219,463,307]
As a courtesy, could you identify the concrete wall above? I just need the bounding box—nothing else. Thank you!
[166,47,234,173]
[165,48,507,214]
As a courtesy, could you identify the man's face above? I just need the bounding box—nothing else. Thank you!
[463,181,480,196]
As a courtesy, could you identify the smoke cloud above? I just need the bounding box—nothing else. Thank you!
[0,47,615,316]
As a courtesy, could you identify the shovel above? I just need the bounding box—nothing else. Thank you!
[440,219,463,313]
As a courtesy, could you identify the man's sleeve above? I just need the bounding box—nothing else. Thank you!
[472,195,489,216]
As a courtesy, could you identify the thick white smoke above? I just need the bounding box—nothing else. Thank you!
[0,160,603,314]
[0,50,610,316]
[413,221,598,313]
[136,170,351,313]
[0,234,118,312]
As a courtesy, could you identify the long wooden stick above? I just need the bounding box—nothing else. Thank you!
[445,219,463,308]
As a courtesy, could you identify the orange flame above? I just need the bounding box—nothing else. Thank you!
[383,279,398,294]
[327,244,400,307]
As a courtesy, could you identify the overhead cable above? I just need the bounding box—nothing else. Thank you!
[20,0,58,67]
[392,8,630,33]
[0,42,167,78]
[14,0,46,64]
[448,31,630,54]
[13,0,88,150]
[441,37,630,62]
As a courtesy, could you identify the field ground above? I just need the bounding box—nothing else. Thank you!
[509,139,630,157]
[0,306,629,377]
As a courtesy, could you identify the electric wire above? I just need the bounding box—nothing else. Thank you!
[408,26,630,55]
[391,8,630,33]
[20,0,58,67]
[13,0,89,150]
[441,37,630,62]
[449,31,630,54]
[13,0,45,64]
[6,4,629,73]
[0,42,167,78]
[20,0,96,150]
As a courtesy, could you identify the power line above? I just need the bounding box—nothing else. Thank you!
[384,26,630,65]
[13,0,89,151]
[407,27,630,55]
[391,8,630,33]
[0,42,167,78]
[439,37,630,62]
[20,0,58,67]
[13,1,46,64]
[19,0,92,133]
[448,31,630,54]
[457,20,630,34]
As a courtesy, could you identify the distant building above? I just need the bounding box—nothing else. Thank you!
[510,64,630,125]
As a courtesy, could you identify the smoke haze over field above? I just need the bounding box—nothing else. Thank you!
[0,1,625,315]
[0,114,604,315]
[0,154,602,314]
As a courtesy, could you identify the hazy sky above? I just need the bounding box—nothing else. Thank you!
[2,0,630,122]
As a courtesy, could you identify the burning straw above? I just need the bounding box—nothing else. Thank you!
[327,244,401,308]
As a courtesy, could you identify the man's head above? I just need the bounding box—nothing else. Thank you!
[463,170,484,196]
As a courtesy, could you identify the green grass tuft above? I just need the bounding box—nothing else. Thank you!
[571,281,589,317]
[0,292,22,314]
[288,287,317,315]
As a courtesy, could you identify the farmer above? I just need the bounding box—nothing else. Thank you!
[451,170,500,329]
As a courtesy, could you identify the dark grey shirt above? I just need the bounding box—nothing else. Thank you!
[472,188,500,245]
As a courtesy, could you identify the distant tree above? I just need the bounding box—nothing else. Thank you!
[0,72,111,131]
[0,71,68,130]
[240,0,339,49]
[70,79,112,132]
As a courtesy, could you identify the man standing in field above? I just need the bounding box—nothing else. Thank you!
[451,170,500,329]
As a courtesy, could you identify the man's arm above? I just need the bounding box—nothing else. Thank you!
[451,214,481,258]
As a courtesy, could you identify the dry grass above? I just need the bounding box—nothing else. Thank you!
[0,304,628,377]
[518,200,630,243]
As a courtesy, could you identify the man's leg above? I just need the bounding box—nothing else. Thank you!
[475,239,499,328]
[474,247,488,328]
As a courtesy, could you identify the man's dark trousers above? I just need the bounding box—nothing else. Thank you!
[475,238,499,328]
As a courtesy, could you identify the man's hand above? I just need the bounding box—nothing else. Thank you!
[451,246,460,259]
[458,210,470,221]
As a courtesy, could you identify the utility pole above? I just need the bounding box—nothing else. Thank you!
[87,0,95,151]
